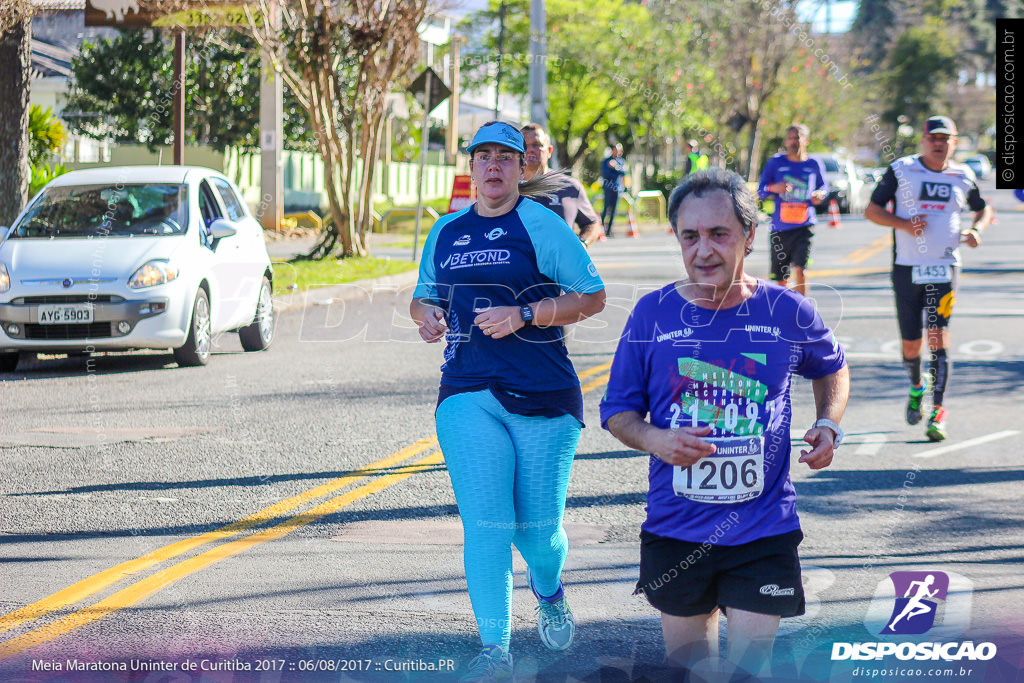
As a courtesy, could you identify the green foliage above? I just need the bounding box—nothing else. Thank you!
[271,255,417,295]
[882,20,960,127]
[29,162,68,199]
[65,30,310,152]
[461,0,649,167]
[28,105,66,167]
[27,105,69,199]
[649,170,685,201]
[759,45,867,155]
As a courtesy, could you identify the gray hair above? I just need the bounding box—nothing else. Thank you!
[520,170,571,199]
[667,167,757,237]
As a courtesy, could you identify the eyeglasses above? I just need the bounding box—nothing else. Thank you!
[473,152,520,164]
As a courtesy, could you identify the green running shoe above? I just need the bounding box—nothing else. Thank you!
[906,380,928,425]
[925,407,948,442]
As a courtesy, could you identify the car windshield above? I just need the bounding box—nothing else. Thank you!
[11,183,188,238]
[820,158,841,173]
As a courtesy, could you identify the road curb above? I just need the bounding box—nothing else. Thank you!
[272,269,419,313]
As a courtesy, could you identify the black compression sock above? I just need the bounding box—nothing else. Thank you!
[902,355,922,387]
[930,349,950,406]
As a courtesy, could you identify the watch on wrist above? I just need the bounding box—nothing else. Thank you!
[813,418,843,447]
[519,304,535,327]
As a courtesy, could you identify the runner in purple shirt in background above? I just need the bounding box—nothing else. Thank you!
[757,123,828,296]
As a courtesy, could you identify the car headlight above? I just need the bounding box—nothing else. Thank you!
[128,260,179,289]
[0,263,9,293]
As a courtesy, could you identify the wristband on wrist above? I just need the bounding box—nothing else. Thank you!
[813,418,844,447]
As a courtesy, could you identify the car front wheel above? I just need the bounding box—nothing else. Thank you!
[173,288,212,367]
[238,276,274,352]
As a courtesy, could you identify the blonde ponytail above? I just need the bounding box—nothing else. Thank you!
[519,171,572,199]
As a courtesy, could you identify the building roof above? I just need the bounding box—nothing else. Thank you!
[31,38,76,78]
[30,0,86,11]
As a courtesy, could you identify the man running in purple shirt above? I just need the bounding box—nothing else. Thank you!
[758,124,828,296]
[601,168,849,679]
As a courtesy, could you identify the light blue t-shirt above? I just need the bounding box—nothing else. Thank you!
[415,196,604,394]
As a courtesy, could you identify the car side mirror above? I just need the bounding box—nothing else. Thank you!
[209,218,238,240]
[0,226,8,240]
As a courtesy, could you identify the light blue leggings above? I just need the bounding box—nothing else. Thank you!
[436,390,580,651]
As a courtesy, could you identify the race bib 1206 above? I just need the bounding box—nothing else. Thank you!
[672,435,765,504]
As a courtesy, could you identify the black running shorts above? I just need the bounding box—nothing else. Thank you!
[891,264,959,341]
[769,226,813,281]
[636,528,805,618]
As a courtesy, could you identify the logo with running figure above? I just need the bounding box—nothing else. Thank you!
[882,571,949,635]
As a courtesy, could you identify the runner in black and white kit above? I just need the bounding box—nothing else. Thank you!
[865,115,994,441]
[520,123,603,247]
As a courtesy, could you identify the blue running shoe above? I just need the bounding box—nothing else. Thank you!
[460,645,513,682]
[527,569,575,651]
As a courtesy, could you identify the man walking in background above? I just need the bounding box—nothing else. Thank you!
[600,143,629,238]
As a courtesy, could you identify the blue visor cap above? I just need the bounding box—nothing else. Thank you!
[467,122,526,154]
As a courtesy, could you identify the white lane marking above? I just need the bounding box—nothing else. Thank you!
[913,430,1020,458]
[854,433,889,456]
[959,340,1006,357]
[880,339,902,356]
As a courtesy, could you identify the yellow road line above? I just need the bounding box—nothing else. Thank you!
[842,233,892,263]
[0,452,447,660]
[1,362,612,656]
[581,372,611,394]
[577,361,612,380]
[806,267,889,278]
[0,436,438,636]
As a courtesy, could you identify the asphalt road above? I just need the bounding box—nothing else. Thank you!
[1,180,1022,683]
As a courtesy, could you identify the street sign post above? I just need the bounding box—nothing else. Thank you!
[408,66,451,262]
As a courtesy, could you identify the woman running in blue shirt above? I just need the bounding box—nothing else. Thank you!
[410,121,606,681]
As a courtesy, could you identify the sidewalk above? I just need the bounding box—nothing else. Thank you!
[267,230,421,313]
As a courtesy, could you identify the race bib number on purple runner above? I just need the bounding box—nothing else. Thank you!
[672,436,765,504]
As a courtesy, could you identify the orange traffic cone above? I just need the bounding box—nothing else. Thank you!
[626,203,640,238]
[828,199,842,229]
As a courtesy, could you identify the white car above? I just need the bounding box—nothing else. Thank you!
[963,154,992,180]
[814,154,866,214]
[0,166,274,371]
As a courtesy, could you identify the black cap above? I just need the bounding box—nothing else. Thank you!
[925,116,957,136]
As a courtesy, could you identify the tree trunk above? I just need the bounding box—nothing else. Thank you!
[746,115,763,183]
[0,17,31,226]
[358,104,385,249]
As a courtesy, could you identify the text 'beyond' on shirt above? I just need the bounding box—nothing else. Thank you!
[414,197,604,394]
